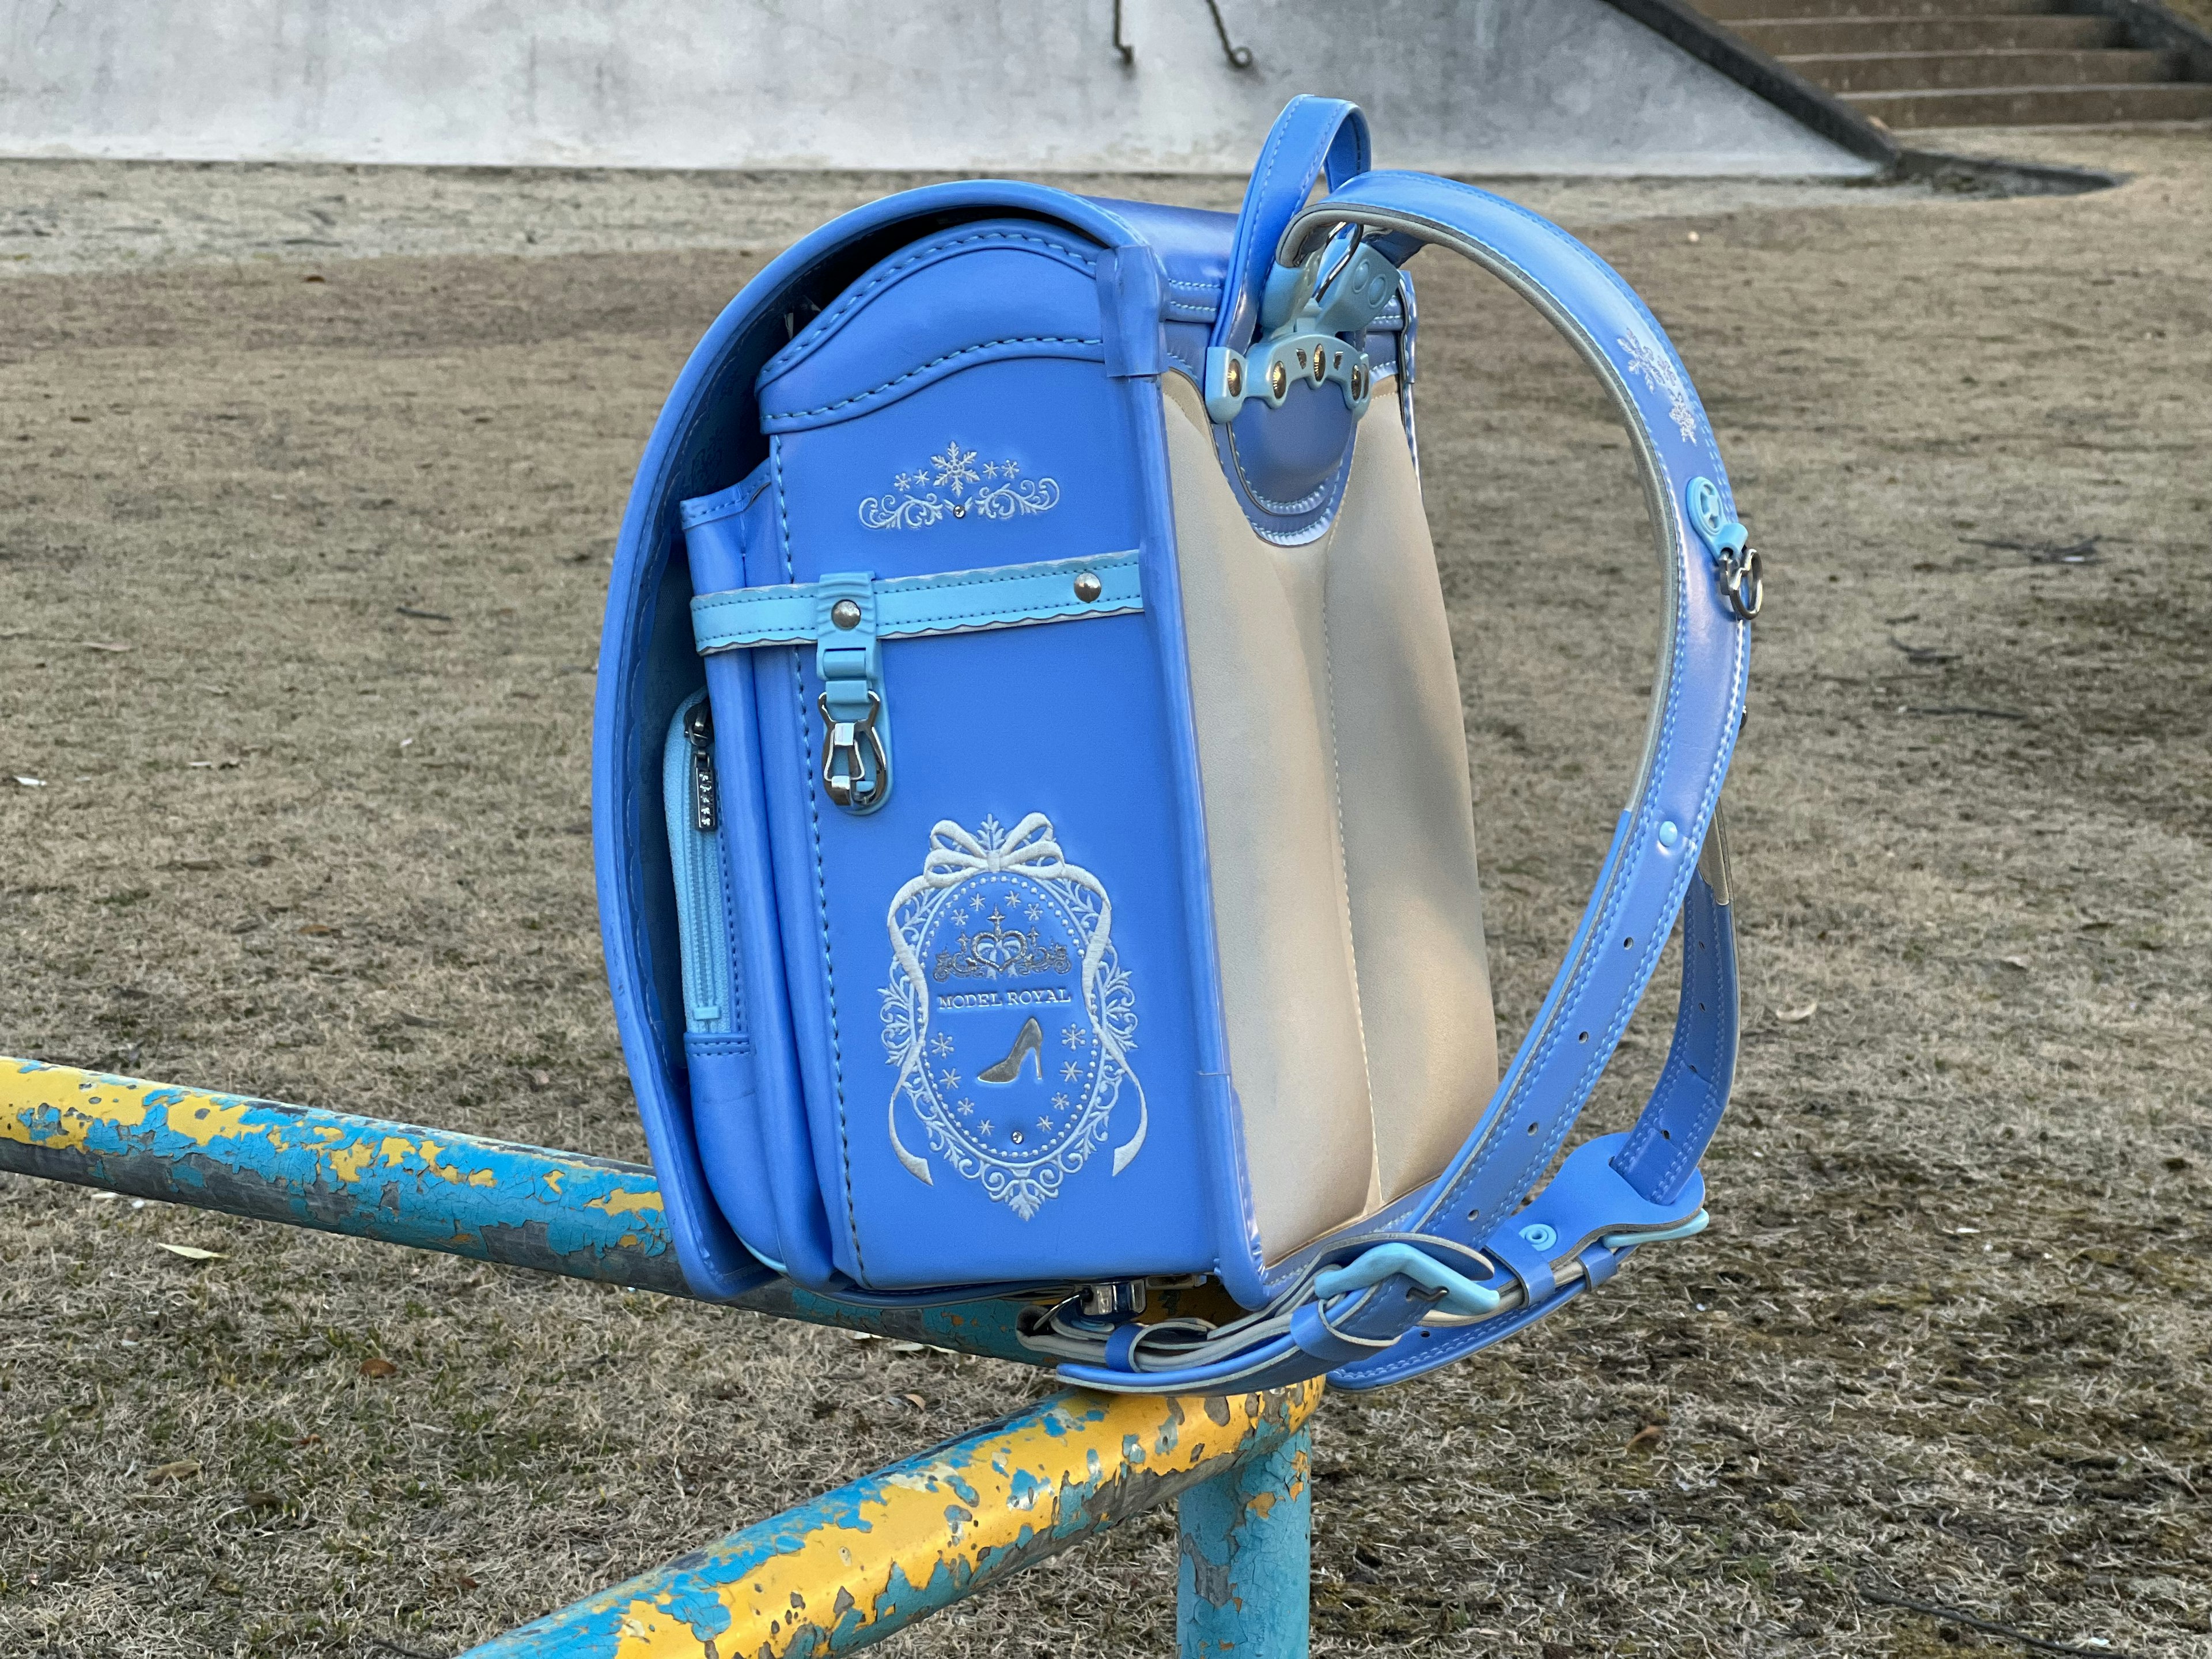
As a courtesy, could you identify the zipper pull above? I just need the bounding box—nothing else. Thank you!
[685,700,719,833]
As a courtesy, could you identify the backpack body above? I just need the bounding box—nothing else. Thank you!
[596,100,1752,1387]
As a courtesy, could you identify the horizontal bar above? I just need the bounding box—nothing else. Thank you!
[464,1381,1323,1658]
[0,1058,1037,1360]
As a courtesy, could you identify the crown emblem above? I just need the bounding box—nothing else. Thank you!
[933,907,1070,982]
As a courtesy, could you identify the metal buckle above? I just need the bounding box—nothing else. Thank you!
[1718,546,1763,620]
[819,691,890,812]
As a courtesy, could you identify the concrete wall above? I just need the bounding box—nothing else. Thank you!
[0,0,1872,177]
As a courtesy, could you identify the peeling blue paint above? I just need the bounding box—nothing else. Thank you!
[1178,1426,1313,1658]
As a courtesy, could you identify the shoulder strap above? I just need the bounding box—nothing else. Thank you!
[1209,97,1371,357]
[1055,170,1755,1393]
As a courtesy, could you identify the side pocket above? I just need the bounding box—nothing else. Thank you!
[664,689,785,1271]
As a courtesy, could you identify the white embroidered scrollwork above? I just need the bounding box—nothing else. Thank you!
[1617,331,1699,444]
[858,438,1062,531]
[878,813,1144,1219]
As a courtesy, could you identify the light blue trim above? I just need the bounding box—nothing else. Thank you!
[1312,1242,1502,1317]
[1601,1210,1709,1251]
[689,550,1144,654]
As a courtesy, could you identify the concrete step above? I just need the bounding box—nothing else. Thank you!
[1786,47,2177,91]
[1692,0,2058,18]
[1730,15,2121,54]
[1846,80,2212,122]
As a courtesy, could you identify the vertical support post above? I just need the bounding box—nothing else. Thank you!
[1176,1422,1313,1659]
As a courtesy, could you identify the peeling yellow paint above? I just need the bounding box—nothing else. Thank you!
[169,1094,260,1148]
[587,1188,665,1219]
[329,1141,377,1183]
[593,1382,1322,1659]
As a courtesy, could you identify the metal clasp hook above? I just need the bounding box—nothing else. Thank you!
[819,691,890,813]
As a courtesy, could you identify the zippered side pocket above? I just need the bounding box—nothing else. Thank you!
[665,690,737,1036]
[664,688,787,1272]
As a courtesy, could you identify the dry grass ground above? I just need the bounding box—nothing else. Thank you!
[1,127,2207,1657]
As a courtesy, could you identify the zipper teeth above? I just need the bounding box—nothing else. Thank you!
[683,825,727,1028]
[671,696,732,1033]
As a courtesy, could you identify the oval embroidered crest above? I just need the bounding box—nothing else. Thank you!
[880,813,1143,1219]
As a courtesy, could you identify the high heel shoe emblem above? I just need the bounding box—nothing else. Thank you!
[977,1016,1044,1085]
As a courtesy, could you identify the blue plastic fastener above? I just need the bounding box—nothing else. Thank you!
[1311,1241,1502,1317]
[1658,820,1681,850]
[1518,1222,1558,1251]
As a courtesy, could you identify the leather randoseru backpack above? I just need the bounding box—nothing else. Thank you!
[593,98,1758,1393]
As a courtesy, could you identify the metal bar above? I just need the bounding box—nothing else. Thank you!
[0,1058,1037,1360]
[1178,1425,1313,1659]
[465,1382,1321,1658]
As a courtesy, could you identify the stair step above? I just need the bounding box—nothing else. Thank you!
[1693,0,2057,18]
[1786,47,2177,92]
[1731,16,2122,54]
[1846,81,2212,123]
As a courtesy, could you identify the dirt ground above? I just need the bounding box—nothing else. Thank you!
[1,123,2207,1658]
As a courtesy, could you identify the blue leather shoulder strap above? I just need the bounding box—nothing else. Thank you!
[1057,169,1754,1395]
[1207,97,1371,357]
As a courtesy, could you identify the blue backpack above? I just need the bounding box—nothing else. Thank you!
[593,98,1756,1393]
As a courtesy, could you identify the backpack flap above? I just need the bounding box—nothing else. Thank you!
[596,184,1221,1305]
[691,215,1223,1293]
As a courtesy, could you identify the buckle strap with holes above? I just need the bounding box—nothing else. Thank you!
[690,552,1142,814]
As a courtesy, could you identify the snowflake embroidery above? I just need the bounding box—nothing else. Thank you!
[1060,1025,1086,1050]
[957,1098,975,1116]
[1061,1061,1082,1083]
[937,1068,961,1090]
[1051,1093,1070,1112]
[976,1119,994,1136]
[1036,1116,1054,1132]
[929,1032,955,1058]
[1617,331,1699,444]
[857,444,1059,530]
[931,440,981,498]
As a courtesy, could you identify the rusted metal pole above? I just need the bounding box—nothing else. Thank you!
[0,1057,1035,1359]
[463,1381,1321,1658]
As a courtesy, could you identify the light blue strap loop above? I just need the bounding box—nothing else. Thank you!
[690,551,1143,816]
[690,550,1142,654]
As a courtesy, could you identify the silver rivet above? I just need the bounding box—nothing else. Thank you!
[831,599,862,630]
[1268,360,1287,400]
[1310,350,1327,386]
[1225,357,1244,397]
[1073,571,1103,603]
